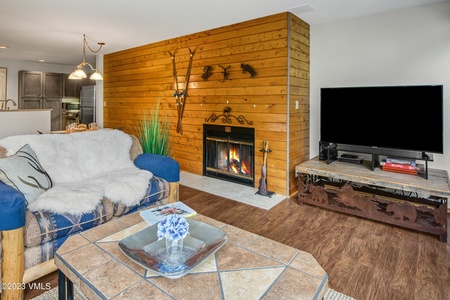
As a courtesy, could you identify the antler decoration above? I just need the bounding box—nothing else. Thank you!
[219,65,231,82]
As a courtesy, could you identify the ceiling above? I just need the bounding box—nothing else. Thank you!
[0,0,447,67]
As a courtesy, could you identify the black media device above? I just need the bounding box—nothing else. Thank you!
[320,85,443,158]
[339,155,363,164]
[319,141,337,162]
[319,141,329,160]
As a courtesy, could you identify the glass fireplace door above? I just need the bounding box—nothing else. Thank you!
[203,124,255,186]
[205,137,254,185]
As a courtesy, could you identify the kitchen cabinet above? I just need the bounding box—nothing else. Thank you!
[19,71,63,131]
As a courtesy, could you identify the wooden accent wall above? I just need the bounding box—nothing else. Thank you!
[103,12,309,196]
[288,14,310,196]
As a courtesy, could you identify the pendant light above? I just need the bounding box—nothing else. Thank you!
[69,34,105,80]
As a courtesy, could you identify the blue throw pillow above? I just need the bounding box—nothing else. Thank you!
[134,153,180,182]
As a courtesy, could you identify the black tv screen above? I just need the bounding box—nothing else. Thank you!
[320,85,444,155]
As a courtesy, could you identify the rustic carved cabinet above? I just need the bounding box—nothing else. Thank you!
[296,157,449,242]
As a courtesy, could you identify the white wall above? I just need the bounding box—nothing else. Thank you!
[310,2,450,173]
[95,55,104,127]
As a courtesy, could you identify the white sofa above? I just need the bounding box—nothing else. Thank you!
[0,129,179,299]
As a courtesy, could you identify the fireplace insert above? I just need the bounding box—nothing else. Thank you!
[203,124,254,186]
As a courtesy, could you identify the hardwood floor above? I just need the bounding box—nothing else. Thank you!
[180,186,449,300]
[25,185,450,300]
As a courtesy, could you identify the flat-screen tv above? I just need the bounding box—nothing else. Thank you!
[320,85,444,158]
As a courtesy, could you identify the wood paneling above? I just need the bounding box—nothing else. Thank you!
[103,12,310,196]
[288,14,310,196]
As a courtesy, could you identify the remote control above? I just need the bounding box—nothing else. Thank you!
[341,154,358,159]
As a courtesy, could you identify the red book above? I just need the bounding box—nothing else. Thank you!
[382,165,418,175]
[380,161,419,171]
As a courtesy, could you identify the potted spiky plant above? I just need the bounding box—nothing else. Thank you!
[134,101,170,156]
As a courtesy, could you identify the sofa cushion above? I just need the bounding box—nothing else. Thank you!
[113,175,169,216]
[24,234,73,270]
[24,175,169,247]
[0,144,53,205]
[24,198,114,247]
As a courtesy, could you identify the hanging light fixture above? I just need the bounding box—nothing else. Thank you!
[69,34,105,80]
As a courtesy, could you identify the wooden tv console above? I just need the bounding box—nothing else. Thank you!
[295,157,449,242]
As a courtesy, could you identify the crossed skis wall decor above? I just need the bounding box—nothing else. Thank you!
[169,48,195,134]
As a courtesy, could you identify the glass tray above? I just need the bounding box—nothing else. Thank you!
[118,218,228,279]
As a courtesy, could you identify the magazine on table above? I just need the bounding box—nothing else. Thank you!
[140,202,197,225]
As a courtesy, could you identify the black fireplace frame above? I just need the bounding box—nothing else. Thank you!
[203,124,255,186]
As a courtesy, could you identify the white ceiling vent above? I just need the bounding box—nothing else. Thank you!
[290,4,316,15]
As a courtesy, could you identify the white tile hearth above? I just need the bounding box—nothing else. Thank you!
[180,171,286,210]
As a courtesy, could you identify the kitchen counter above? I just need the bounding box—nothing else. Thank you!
[0,109,52,112]
[0,109,51,138]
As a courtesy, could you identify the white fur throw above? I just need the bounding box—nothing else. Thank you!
[0,129,152,215]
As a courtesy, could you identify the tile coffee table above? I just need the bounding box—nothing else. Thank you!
[55,212,328,300]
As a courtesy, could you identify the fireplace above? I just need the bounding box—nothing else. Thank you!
[203,124,255,186]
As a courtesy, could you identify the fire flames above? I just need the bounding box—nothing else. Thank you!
[224,147,251,175]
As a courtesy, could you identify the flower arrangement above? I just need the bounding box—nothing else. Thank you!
[157,214,189,241]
